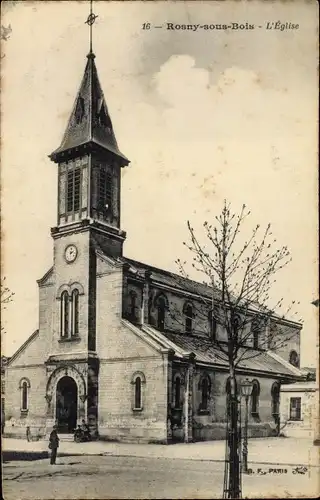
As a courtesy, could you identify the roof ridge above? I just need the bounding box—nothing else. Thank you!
[141,324,188,357]
[266,350,304,377]
[123,256,218,293]
[7,329,39,365]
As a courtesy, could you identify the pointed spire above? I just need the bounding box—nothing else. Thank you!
[50,54,129,165]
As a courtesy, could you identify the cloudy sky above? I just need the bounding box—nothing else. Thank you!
[1,1,318,365]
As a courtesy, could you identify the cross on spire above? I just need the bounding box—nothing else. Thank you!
[85,0,98,55]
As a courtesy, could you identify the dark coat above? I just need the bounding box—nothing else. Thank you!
[49,430,60,449]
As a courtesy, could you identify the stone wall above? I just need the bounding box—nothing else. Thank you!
[98,357,168,443]
[169,363,280,442]
[4,363,47,438]
[95,256,168,443]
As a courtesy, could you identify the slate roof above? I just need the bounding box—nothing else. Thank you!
[50,53,129,164]
[143,326,303,379]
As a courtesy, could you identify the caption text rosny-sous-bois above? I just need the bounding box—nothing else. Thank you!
[142,22,299,31]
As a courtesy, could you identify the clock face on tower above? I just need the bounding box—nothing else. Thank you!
[64,244,78,263]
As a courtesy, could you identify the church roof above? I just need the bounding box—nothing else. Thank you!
[50,53,129,165]
[142,325,304,380]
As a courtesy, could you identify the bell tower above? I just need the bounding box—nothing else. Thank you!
[49,50,130,257]
[44,7,130,432]
[48,6,130,354]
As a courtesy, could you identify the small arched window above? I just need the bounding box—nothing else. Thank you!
[199,374,211,412]
[19,378,30,412]
[134,377,142,409]
[174,375,181,409]
[71,289,79,336]
[271,382,280,416]
[129,291,137,321]
[289,350,300,368]
[184,303,193,334]
[232,314,241,333]
[208,310,217,341]
[251,319,260,349]
[156,295,167,332]
[60,291,69,337]
[251,380,260,415]
[75,96,85,124]
[131,372,146,411]
[22,381,28,411]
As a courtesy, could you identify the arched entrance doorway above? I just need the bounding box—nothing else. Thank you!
[56,376,78,433]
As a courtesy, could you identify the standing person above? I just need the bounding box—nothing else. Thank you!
[26,426,31,442]
[48,425,59,465]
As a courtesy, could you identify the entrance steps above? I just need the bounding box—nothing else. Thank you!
[58,433,74,442]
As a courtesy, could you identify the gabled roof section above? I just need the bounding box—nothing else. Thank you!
[266,350,305,378]
[37,266,54,286]
[50,53,129,165]
[7,330,39,365]
[92,235,121,267]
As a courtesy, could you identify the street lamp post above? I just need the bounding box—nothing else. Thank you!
[241,378,253,474]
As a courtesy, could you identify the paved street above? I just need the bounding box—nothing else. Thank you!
[2,437,319,499]
[3,454,319,499]
[2,436,319,466]
[3,456,317,500]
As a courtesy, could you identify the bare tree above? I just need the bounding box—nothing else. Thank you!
[172,201,301,498]
[1,277,14,333]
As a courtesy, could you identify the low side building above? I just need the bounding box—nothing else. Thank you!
[280,379,319,439]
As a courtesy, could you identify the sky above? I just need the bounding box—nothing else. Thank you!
[1,1,318,366]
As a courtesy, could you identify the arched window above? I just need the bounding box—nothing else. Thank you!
[289,350,300,368]
[251,319,260,349]
[199,374,211,412]
[21,381,28,411]
[156,294,167,332]
[208,310,217,341]
[232,314,241,333]
[251,380,260,415]
[60,291,69,337]
[19,379,30,412]
[131,372,146,411]
[174,375,181,409]
[271,382,280,416]
[129,291,137,321]
[134,377,142,409]
[184,303,193,334]
[71,289,79,336]
[75,96,85,124]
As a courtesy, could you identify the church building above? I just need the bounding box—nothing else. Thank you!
[4,46,304,443]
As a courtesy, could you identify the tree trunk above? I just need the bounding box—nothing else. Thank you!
[228,363,241,498]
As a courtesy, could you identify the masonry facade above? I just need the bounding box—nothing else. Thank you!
[4,49,304,443]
